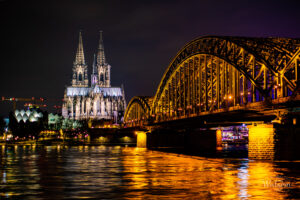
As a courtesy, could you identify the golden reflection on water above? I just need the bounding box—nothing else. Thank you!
[121,147,299,199]
[0,145,299,199]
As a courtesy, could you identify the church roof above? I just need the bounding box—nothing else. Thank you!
[66,86,123,97]
[93,86,123,96]
[66,87,90,96]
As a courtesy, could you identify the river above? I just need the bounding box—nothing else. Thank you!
[0,145,299,199]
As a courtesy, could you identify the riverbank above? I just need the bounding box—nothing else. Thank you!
[0,139,136,147]
[1,140,248,159]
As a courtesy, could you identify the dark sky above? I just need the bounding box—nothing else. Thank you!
[1,0,300,116]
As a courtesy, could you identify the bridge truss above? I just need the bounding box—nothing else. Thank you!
[124,36,300,127]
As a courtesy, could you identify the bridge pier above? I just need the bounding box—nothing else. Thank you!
[248,124,275,160]
[248,123,300,160]
[135,122,300,160]
[136,131,147,148]
[216,129,222,150]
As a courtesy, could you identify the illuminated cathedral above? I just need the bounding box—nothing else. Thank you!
[62,31,126,122]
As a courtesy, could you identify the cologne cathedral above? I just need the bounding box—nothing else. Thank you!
[62,31,126,123]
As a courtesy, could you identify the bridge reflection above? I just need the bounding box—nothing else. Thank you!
[121,148,296,199]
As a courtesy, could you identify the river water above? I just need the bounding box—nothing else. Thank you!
[0,145,299,199]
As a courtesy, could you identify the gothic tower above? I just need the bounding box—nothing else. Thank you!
[63,30,126,122]
[91,54,98,87]
[72,31,88,87]
[97,31,111,87]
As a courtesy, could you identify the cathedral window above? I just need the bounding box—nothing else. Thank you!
[78,73,83,81]
[100,73,104,82]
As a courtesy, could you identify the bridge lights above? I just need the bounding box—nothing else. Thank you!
[274,84,281,89]
[229,95,232,100]
[240,92,244,96]
[186,105,192,109]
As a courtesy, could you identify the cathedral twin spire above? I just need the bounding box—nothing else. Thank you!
[72,31,111,88]
[97,31,106,66]
[74,31,85,65]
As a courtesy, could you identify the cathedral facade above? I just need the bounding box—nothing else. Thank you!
[62,31,126,122]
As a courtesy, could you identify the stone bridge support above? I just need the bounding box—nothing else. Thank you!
[248,124,275,160]
[136,123,300,160]
[248,123,300,160]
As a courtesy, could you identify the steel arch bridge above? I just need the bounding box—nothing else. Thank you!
[124,36,300,127]
[124,96,153,126]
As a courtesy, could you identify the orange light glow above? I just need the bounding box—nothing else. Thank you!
[136,131,147,148]
[216,129,222,149]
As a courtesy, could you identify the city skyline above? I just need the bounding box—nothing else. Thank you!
[0,1,299,199]
[1,0,300,116]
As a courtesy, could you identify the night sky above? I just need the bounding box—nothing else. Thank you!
[1,0,300,116]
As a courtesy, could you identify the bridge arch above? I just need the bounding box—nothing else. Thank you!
[152,36,300,121]
[124,96,152,127]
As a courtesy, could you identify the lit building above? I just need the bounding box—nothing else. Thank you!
[14,109,43,123]
[62,31,126,122]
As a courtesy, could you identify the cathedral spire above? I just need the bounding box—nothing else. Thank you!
[72,30,88,87]
[97,30,106,66]
[74,31,85,65]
